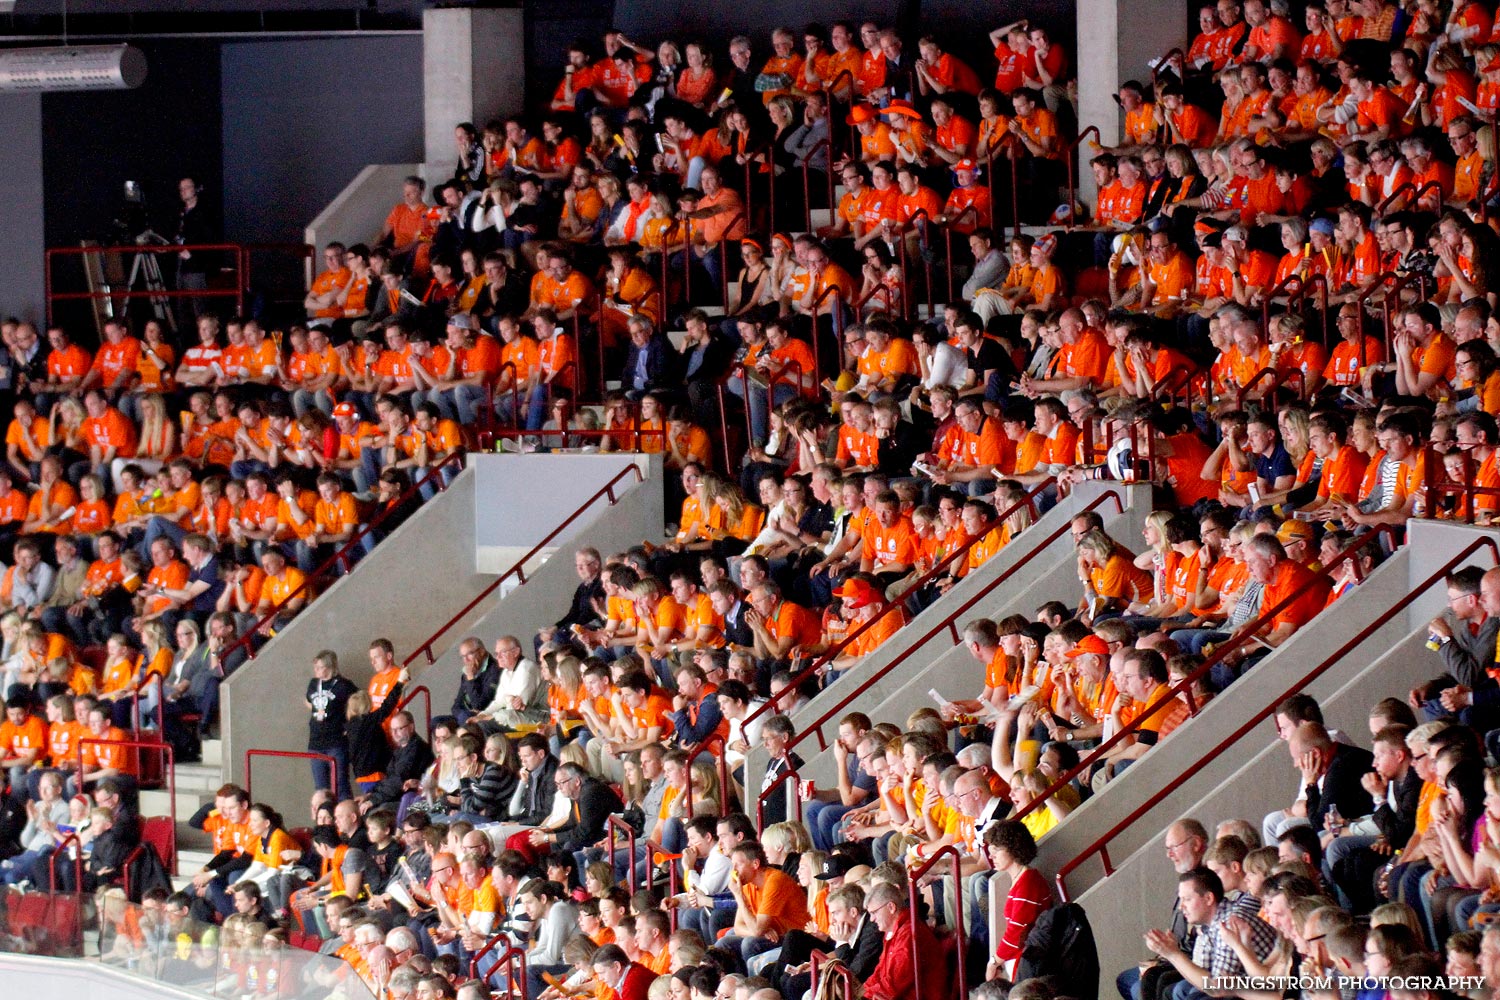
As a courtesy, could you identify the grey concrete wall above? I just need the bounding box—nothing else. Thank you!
[423,7,526,168]
[1067,520,1498,993]
[223,466,485,794]
[473,453,652,571]
[420,480,664,722]
[755,482,1153,790]
[1076,0,1186,202]
[223,454,665,803]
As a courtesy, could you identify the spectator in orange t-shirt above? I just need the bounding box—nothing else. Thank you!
[377,175,432,276]
[35,326,92,414]
[80,390,138,485]
[720,839,811,964]
[1217,533,1330,679]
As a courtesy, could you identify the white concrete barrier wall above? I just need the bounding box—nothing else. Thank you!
[1068,520,1498,994]
[224,454,663,806]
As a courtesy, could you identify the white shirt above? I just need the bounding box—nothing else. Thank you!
[483,658,541,715]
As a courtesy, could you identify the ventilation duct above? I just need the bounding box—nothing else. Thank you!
[0,43,146,91]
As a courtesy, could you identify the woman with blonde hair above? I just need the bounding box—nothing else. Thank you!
[344,666,407,794]
[49,396,87,464]
[117,394,176,490]
[541,653,585,755]
[762,820,812,871]
[689,760,722,817]
[1076,529,1151,624]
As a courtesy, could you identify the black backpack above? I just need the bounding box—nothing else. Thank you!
[1014,902,1100,1000]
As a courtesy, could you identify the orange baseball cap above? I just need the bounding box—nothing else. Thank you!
[833,578,881,610]
[1065,634,1111,658]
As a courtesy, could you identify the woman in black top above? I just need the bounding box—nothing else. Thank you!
[345,668,408,795]
[305,651,359,801]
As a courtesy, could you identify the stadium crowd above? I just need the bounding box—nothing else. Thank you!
[9,2,1500,1000]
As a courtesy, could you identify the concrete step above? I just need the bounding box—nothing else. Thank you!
[142,787,213,820]
[178,848,216,871]
[174,763,225,794]
[177,822,213,852]
[807,208,833,230]
[202,739,222,769]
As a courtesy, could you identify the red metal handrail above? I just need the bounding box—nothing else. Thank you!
[896,207,936,321]
[404,464,645,666]
[810,952,857,1000]
[397,684,432,736]
[77,735,176,880]
[1053,533,1500,902]
[45,242,249,323]
[909,845,967,1000]
[489,361,522,430]
[1235,365,1306,408]
[606,813,639,893]
[49,831,82,893]
[741,142,772,235]
[694,478,1053,761]
[470,935,528,994]
[1013,524,1401,828]
[224,450,468,664]
[718,210,750,309]
[1376,179,1445,215]
[245,748,337,801]
[714,382,735,472]
[1063,126,1103,231]
[128,664,165,735]
[784,488,1127,756]
[803,138,836,233]
[1423,445,1500,522]
[644,834,682,927]
[1378,272,1430,364]
[940,205,984,304]
[808,283,847,382]
[755,756,803,833]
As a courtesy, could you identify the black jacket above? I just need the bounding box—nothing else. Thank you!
[513,755,559,826]
[554,775,624,852]
[307,675,358,747]
[345,681,403,780]
[556,577,605,631]
[453,660,501,718]
[839,915,885,979]
[676,334,733,387]
[721,600,754,649]
[622,335,672,397]
[1305,742,1377,833]
[368,735,435,811]
[1372,767,1423,846]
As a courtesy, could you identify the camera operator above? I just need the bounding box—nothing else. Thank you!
[176,177,219,327]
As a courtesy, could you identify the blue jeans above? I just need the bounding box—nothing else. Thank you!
[309,741,350,800]
[717,932,780,968]
[525,384,551,432]
[804,799,855,851]
[725,377,797,444]
[1117,966,1142,1000]
[292,389,335,418]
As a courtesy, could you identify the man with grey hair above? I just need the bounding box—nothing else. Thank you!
[533,761,622,868]
[388,966,422,1000]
